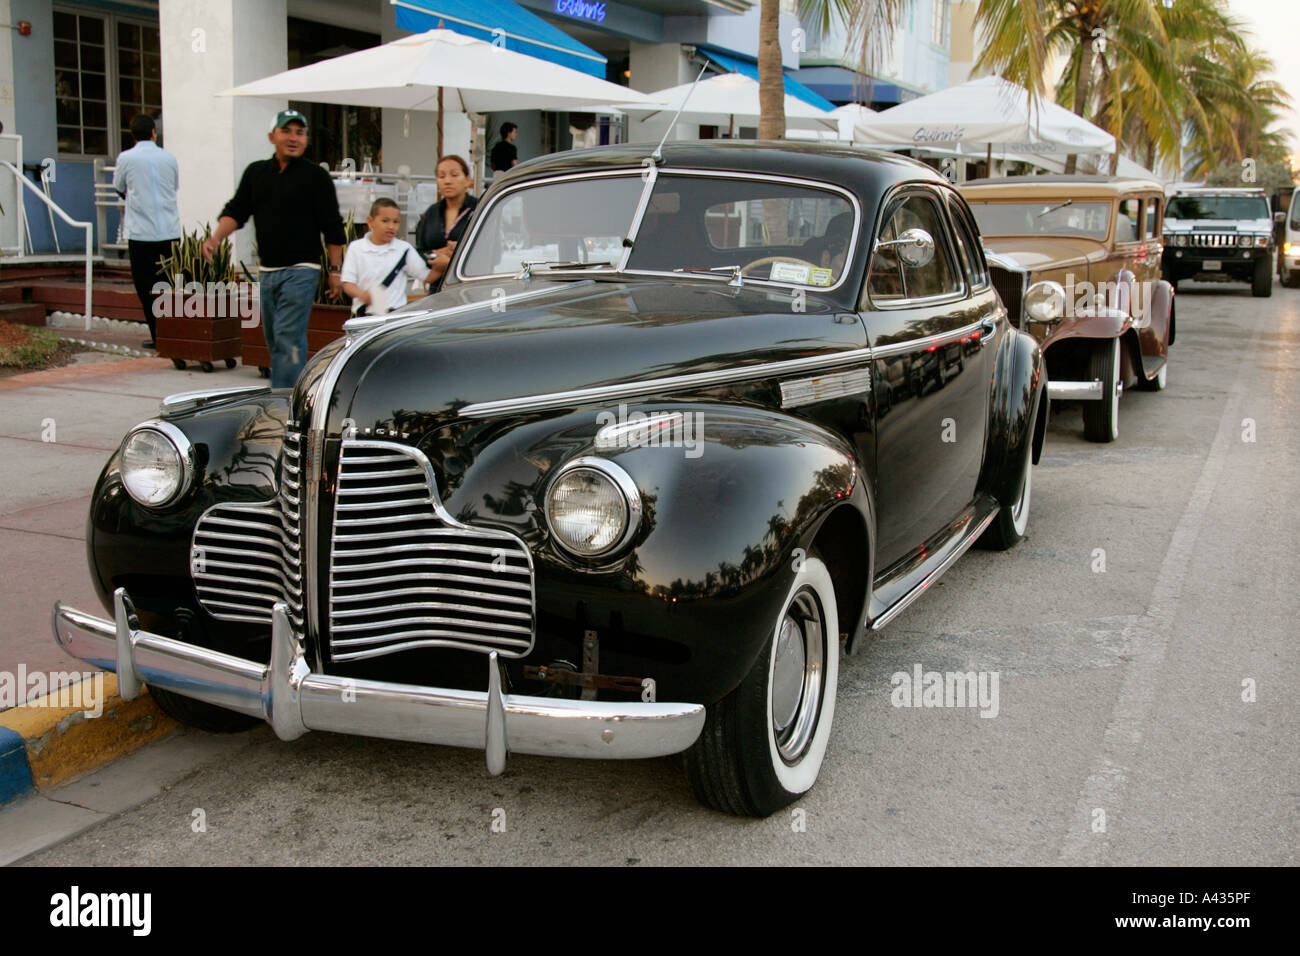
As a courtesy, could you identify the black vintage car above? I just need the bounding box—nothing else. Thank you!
[54,142,1046,816]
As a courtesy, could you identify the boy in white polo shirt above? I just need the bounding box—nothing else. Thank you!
[341,198,432,316]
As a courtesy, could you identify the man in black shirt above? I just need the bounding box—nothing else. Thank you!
[490,122,518,174]
[202,109,346,387]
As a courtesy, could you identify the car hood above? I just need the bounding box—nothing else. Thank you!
[981,236,1110,276]
[307,277,859,438]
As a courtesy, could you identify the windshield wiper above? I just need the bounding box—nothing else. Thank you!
[517,260,612,279]
[673,265,743,287]
[1037,199,1073,218]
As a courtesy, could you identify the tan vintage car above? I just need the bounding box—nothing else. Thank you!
[958,175,1175,442]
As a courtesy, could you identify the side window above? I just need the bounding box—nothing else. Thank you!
[947,194,989,289]
[1116,198,1140,243]
[1144,198,1160,239]
[867,193,962,304]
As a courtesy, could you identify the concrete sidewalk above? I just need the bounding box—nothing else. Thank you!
[0,354,268,799]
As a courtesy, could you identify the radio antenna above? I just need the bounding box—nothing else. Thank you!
[651,62,709,164]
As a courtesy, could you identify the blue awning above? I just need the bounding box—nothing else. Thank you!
[786,66,923,106]
[696,45,836,112]
[392,0,607,78]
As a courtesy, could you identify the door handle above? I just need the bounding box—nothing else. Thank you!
[979,318,997,345]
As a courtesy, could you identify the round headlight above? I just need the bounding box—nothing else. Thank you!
[545,459,641,557]
[1024,280,1066,323]
[1238,234,1253,248]
[1171,234,1186,247]
[121,424,192,507]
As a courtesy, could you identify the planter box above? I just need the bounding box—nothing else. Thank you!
[240,302,350,377]
[156,315,243,372]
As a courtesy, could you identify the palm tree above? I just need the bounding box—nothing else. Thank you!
[758,0,909,139]
[974,0,1172,173]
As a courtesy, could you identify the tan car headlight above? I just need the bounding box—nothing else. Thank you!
[545,458,641,557]
[1024,280,1066,323]
[120,423,193,507]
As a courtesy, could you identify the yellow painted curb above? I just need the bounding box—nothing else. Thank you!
[0,673,177,789]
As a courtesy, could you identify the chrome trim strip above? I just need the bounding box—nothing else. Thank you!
[870,318,988,360]
[1047,380,1105,401]
[52,593,706,768]
[459,347,875,418]
[871,509,997,632]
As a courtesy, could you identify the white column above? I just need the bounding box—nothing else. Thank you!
[159,0,287,269]
[0,0,15,137]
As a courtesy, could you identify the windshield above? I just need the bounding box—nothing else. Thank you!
[967,200,1112,239]
[1167,195,1270,220]
[459,172,857,288]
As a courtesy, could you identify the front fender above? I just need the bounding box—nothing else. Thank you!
[441,402,868,704]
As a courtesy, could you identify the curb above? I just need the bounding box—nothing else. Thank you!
[0,673,176,803]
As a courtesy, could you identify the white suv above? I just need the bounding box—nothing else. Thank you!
[1279,186,1300,289]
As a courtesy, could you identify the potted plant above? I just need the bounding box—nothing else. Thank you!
[154,226,251,372]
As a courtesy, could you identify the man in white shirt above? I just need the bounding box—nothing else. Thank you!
[341,198,432,316]
[113,114,181,349]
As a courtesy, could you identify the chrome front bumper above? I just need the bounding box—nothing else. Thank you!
[1047,380,1104,401]
[52,589,706,774]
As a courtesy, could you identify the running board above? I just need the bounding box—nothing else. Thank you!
[859,502,999,644]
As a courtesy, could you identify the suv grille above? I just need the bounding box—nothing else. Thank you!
[1186,232,1239,248]
[326,441,535,663]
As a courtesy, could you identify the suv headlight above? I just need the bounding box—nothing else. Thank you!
[120,422,194,507]
[1238,234,1254,248]
[1169,234,1186,247]
[545,458,641,557]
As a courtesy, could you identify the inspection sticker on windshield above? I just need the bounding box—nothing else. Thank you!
[809,268,833,286]
[770,261,811,284]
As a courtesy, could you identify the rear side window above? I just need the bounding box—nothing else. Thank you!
[1116,199,1140,243]
[1144,198,1160,239]
[947,193,989,289]
[868,192,962,304]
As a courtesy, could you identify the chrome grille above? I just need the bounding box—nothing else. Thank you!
[192,427,304,626]
[1188,232,1238,248]
[327,440,535,663]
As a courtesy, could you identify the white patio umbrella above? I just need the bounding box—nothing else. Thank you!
[221,29,662,154]
[620,73,838,138]
[853,76,1116,155]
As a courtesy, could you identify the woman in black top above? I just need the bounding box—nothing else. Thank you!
[416,154,479,287]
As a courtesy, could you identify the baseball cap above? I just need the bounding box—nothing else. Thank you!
[270,109,309,132]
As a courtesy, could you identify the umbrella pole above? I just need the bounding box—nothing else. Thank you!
[729,114,734,139]
[437,85,444,162]
[986,143,991,177]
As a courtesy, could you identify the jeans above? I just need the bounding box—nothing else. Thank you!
[128,238,177,340]
[259,267,319,388]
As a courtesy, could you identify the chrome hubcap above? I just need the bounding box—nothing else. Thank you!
[771,590,824,763]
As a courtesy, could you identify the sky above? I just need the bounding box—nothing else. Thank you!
[1227,0,1300,160]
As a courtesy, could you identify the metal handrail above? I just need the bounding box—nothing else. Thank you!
[2,160,94,330]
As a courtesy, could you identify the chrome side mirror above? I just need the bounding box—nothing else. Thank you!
[875,228,935,269]
[1024,280,1067,324]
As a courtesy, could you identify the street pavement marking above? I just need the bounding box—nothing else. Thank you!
[1059,323,1262,863]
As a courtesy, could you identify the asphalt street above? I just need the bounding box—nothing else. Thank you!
[9,277,1300,865]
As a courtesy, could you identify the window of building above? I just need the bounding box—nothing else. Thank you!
[931,0,951,48]
[55,7,162,158]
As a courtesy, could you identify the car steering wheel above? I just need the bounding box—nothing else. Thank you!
[740,256,820,277]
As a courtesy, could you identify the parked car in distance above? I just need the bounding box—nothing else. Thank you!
[54,142,1046,816]
[1162,185,1274,297]
[1278,185,1300,288]
[960,174,1174,442]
